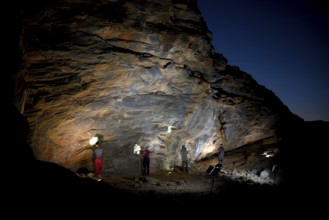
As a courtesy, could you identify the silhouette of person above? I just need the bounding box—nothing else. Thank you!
[93,142,103,180]
[142,146,151,175]
[218,143,225,165]
[180,145,189,173]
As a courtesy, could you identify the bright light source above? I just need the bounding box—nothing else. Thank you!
[262,151,273,158]
[167,126,172,133]
[89,136,99,145]
[133,144,141,154]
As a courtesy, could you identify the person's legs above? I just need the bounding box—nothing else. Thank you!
[143,160,146,175]
[98,158,103,177]
[94,158,103,178]
[146,162,150,175]
[219,155,224,165]
[143,158,150,175]
[182,160,188,173]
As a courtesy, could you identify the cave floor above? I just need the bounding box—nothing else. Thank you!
[101,170,228,195]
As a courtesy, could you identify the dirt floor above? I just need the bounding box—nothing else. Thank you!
[95,168,285,214]
[102,170,227,194]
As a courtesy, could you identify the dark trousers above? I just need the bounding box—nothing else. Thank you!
[143,158,150,175]
[182,160,188,173]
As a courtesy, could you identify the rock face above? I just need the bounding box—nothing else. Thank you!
[10,0,299,175]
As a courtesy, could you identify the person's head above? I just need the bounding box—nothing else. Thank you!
[182,145,186,149]
[95,142,100,147]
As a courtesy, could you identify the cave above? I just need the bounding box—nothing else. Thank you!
[4,0,328,216]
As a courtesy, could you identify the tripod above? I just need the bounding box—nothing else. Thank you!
[210,175,216,193]
[271,164,279,184]
[208,163,222,193]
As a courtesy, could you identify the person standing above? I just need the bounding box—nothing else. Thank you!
[93,142,104,180]
[180,145,189,173]
[218,143,225,165]
[142,147,151,175]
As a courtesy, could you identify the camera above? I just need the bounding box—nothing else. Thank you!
[206,163,222,176]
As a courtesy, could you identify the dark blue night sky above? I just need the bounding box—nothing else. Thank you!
[198,0,329,121]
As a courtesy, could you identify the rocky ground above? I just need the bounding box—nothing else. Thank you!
[102,171,226,194]
[94,168,285,215]
[100,167,280,195]
[9,160,289,217]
